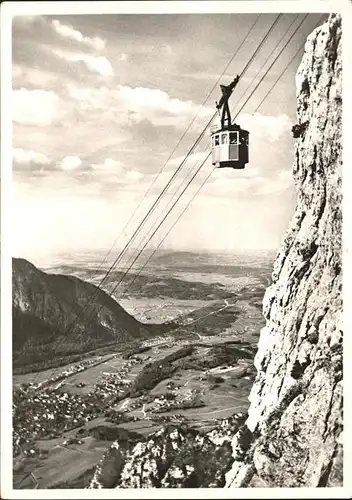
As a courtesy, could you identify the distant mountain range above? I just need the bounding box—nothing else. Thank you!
[36,248,276,275]
[12,258,165,371]
[150,250,276,269]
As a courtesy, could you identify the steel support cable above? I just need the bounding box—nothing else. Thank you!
[120,10,288,283]
[44,145,212,386]
[126,15,314,289]
[84,14,281,294]
[44,14,290,385]
[36,119,214,386]
[74,15,279,299]
[112,13,284,281]
[33,16,267,386]
[237,13,282,79]
[104,14,283,287]
[91,14,263,288]
[78,12,298,339]
[254,43,304,113]
[91,15,314,367]
[102,16,284,295]
[43,13,303,387]
[145,299,238,343]
[231,14,300,117]
[92,13,262,281]
[119,15,324,292]
[83,14,263,287]
[126,166,215,290]
[253,14,326,114]
[233,13,309,119]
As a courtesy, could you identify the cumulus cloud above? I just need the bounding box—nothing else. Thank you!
[51,19,106,51]
[12,64,23,80]
[65,83,213,129]
[54,49,113,76]
[12,88,61,126]
[12,64,59,89]
[92,158,144,183]
[161,44,174,56]
[61,156,82,171]
[77,54,113,77]
[168,151,210,170]
[237,112,293,142]
[10,13,302,260]
[164,112,293,194]
[92,158,125,177]
[13,148,50,166]
[203,165,293,200]
[209,112,292,144]
[12,15,39,25]
[118,86,211,121]
[126,170,144,182]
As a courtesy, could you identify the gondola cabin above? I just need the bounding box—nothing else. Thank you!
[211,76,250,169]
[211,124,249,169]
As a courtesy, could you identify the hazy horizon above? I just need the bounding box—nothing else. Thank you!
[12,246,278,270]
[11,12,322,266]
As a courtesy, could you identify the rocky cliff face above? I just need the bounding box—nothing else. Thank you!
[89,414,246,489]
[226,13,343,487]
[45,14,342,490]
[12,258,160,370]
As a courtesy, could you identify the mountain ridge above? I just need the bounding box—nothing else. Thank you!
[12,257,165,371]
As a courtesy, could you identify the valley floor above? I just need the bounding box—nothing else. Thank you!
[12,256,271,489]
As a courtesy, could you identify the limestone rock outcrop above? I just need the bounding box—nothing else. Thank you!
[226,13,342,487]
[89,415,246,489]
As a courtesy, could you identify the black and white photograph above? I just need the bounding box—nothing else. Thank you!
[1,0,350,496]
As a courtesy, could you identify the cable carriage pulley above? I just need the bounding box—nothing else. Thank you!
[211,76,249,169]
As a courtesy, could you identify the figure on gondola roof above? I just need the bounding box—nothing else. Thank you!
[211,76,249,170]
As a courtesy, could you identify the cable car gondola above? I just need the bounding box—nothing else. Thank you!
[210,76,249,170]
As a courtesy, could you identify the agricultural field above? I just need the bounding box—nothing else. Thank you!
[13,250,272,489]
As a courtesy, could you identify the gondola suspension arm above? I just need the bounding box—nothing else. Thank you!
[216,75,240,129]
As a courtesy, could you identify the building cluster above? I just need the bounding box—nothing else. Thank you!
[93,368,133,398]
[13,386,108,457]
[94,374,131,398]
[150,413,188,424]
[13,356,146,457]
[13,344,206,461]
[35,356,105,390]
[148,388,203,414]
[118,398,144,413]
[94,356,145,396]
[142,336,174,348]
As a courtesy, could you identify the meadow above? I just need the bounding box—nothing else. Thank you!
[13,250,272,489]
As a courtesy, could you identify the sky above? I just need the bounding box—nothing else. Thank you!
[11,11,325,267]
